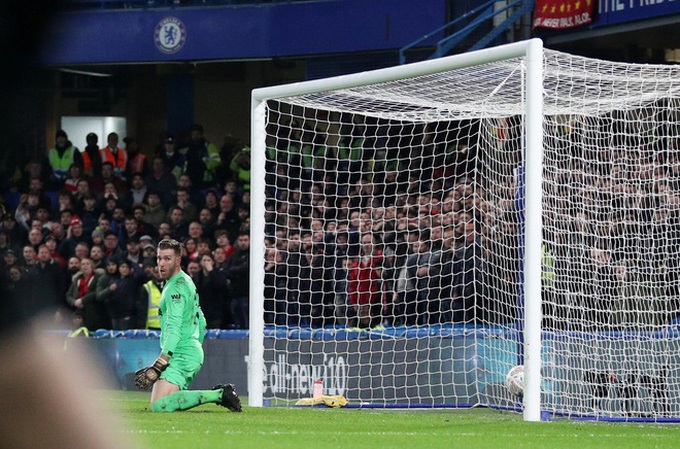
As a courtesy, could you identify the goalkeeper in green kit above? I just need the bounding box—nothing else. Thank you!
[135,238,242,412]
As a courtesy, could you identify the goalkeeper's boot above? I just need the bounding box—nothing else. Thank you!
[213,383,243,412]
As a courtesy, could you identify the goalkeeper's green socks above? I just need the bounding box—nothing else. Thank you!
[151,389,222,412]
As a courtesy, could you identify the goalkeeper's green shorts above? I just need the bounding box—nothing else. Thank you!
[160,350,203,390]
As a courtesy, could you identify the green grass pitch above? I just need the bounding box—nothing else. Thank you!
[108,391,680,448]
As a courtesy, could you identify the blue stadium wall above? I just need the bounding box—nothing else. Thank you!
[64,329,517,406]
[37,0,447,65]
[62,328,680,414]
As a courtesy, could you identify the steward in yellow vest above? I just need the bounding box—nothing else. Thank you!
[48,129,78,187]
[138,263,163,330]
[542,243,556,289]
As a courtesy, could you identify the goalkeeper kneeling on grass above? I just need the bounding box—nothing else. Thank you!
[135,238,242,413]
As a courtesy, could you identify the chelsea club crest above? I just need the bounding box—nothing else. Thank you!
[154,17,187,54]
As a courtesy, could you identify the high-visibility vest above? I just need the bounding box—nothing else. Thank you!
[129,153,147,174]
[229,148,251,190]
[48,146,77,181]
[143,280,162,329]
[100,146,128,179]
[236,167,250,190]
[338,138,363,162]
[80,151,91,172]
[301,145,327,169]
[542,244,556,288]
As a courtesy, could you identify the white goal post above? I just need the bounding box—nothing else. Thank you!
[249,38,680,422]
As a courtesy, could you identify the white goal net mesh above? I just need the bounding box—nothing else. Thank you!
[252,44,680,420]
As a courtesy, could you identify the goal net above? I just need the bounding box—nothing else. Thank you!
[249,39,680,422]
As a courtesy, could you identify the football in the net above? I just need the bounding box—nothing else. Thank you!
[505,365,524,397]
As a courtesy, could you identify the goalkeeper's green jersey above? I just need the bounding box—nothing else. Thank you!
[159,270,206,357]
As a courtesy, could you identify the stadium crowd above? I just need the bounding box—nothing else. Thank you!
[261,117,511,329]
[0,124,254,331]
[4,114,673,332]
[0,116,507,331]
[260,114,680,331]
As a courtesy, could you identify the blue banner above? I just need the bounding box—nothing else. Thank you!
[37,0,446,65]
[60,326,680,417]
[596,0,680,27]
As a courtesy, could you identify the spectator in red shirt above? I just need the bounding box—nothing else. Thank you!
[348,232,384,329]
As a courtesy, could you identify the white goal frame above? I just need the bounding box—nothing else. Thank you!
[248,39,545,421]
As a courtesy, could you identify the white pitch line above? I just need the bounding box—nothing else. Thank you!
[124,429,671,438]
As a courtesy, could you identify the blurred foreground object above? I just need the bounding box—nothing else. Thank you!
[0,318,137,449]
[0,1,136,444]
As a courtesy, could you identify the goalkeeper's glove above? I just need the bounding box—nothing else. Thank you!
[134,357,168,390]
